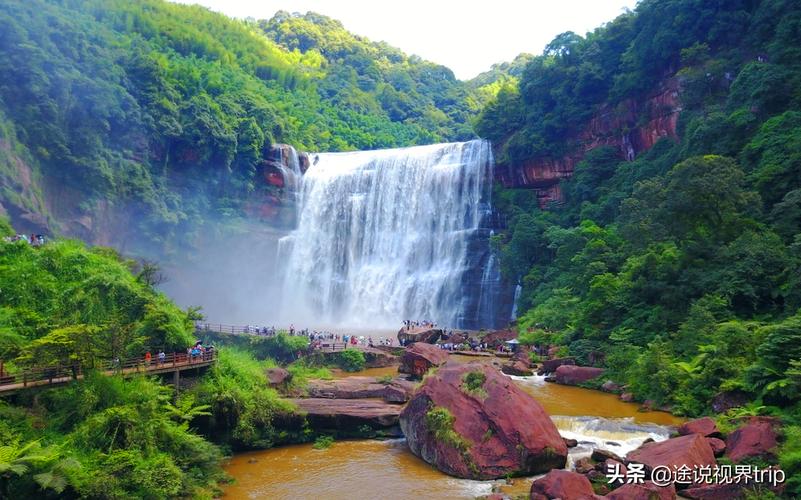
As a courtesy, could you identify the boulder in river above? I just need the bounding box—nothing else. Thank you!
[725,416,778,463]
[399,363,567,480]
[501,360,534,376]
[627,434,716,478]
[677,417,720,437]
[529,469,596,499]
[606,481,676,500]
[553,365,604,385]
[398,342,449,379]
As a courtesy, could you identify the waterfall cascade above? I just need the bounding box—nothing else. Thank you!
[278,140,510,329]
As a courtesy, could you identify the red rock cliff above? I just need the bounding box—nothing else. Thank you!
[496,77,681,207]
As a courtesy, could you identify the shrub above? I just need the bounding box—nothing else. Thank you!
[312,435,334,450]
[337,349,366,372]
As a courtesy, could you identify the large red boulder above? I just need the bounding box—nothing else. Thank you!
[398,342,449,379]
[553,365,604,385]
[606,481,676,500]
[399,363,567,480]
[678,417,720,437]
[530,470,596,500]
[725,417,779,463]
[627,434,716,475]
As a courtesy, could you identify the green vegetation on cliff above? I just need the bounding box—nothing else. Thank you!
[0,0,484,254]
[482,3,801,492]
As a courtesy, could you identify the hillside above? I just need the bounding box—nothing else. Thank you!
[480,1,801,493]
[0,0,497,256]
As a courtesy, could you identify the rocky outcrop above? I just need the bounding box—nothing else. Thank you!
[725,417,778,463]
[552,365,604,385]
[360,347,400,368]
[291,398,402,430]
[606,481,676,500]
[400,363,567,480]
[397,327,442,345]
[627,434,716,477]
[305,376,414,403]
[497,78,681,207]
[398,342,449,379]
[265,367,291,388]
[538,357,575,375]
[678,417,720,437]
[529,470,596,500]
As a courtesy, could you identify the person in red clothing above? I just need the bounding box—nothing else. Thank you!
[144,350,152,366]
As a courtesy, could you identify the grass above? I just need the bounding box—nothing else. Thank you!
[461,371,488,399]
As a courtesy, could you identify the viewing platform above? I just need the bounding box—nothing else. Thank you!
[0,351,217,396]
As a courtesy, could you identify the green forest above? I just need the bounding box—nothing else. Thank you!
[0,0,485,254]
[1,0,801,497]
[478,0,801,494]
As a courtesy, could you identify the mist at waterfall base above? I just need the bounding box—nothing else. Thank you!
[163,141,513,330]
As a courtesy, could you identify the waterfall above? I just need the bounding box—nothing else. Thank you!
[510,283,522,320]
[278,140,505,329]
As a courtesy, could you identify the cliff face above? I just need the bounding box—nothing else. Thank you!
[496,77,681,206]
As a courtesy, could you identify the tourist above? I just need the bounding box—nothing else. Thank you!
[158,350,166,365]
[144,350,151,366]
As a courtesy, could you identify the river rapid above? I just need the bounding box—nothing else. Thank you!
[223,355,681,499]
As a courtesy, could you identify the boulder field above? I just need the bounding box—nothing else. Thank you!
[400,362,567,480]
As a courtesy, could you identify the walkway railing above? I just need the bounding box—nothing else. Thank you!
[194,322,285,336]
[0,350,217,393]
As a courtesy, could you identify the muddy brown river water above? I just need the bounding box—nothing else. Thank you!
[224,354,682,499]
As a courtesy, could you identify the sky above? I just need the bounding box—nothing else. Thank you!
[172,0,639,80]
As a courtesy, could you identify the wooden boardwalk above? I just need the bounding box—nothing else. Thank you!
[0,351,217,396]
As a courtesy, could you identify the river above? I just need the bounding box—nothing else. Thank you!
[223,355,681,499]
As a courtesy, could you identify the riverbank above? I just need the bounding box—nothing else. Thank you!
[223,357,682,498]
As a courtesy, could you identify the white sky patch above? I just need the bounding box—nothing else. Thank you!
[170,0,639,80]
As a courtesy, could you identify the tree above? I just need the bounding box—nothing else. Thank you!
[16,325,103,374]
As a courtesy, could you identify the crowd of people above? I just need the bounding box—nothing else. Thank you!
[402,319,437,331]
[3,233,46,246]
